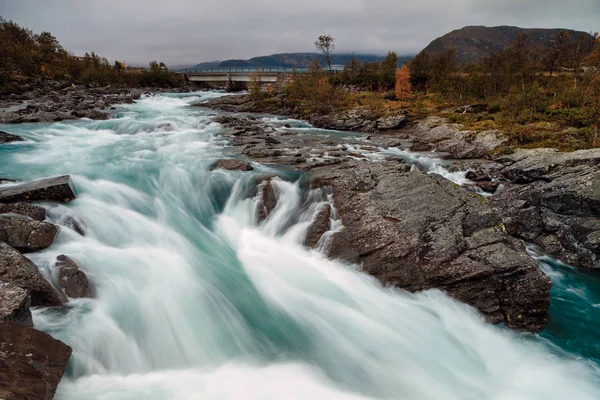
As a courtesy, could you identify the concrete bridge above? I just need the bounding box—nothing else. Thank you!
[181,68,307,90]
[180,67,339,90]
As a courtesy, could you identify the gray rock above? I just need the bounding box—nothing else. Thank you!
[0,322,72,400]
[55,255,93,298]
[0,203,46,221]
[0,175,76,203]
[406,117,507,159]
[209,159,254,172]
[375,111,410,130]
[0,131,23,144]
[0,217,59,253]
[305,203,331,247]
[0,244,64,306]
[492,148,600,268]
[316,161,551,331]
[256,177,277,223]
[0,282,32,327]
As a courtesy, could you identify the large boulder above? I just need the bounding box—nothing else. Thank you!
[0,244,64,306]
[0,217,59,253]
[0,175,76,203]
[0,131,23,144]
[0,322,72,400]
[315,160,551,332]
[491,148,600,269]
[209,159,254,172]
[406,117,507,158]
[0,203,46,221]
[55,255,93,298]
[375,111,410,131]
[0,282,32,326]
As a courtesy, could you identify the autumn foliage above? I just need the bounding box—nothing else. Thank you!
[395,64,413,100]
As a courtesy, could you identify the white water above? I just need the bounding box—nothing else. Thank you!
[2,92,600,399]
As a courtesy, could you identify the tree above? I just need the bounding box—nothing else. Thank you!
[409,51,431,91]
[544,30,571,77]
[381,51,399,90]
[315,35,335,72]
[395,64,413,101]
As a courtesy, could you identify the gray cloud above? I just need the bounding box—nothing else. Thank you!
[1,0,598,66]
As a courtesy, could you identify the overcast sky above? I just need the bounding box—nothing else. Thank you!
[1,0,599,66]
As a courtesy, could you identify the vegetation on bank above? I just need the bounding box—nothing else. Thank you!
[251,32,600,151]
[0,17,182,95]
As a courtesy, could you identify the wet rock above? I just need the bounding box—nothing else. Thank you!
[304,203,331,247]
[0,322,72,400]
[0,131,23,144]
[0,217,59,253]
[492,148,600,269]
[56,255,93,298]
[0,175,76,203]
[256,178,278,223]
[65,216,87,236]
[0,203,46,221]
[318,161,551,332]
[0,244,64,306]
[85,110,110,120]
[209,159,254,172]
[242,147,283,158]
[0,282,32,326]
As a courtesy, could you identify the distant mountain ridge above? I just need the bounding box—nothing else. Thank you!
[421,25,593,64]
[191,53,409,69]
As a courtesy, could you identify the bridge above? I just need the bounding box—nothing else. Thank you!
[180,67,339,90]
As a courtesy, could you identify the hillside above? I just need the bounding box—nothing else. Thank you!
[421,25,592,64]
[191,53,410,69]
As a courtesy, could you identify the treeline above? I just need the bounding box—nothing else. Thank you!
[407,30,600,147]
[0,17,181,94]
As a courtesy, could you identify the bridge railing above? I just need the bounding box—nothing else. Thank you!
[180,67,342,74]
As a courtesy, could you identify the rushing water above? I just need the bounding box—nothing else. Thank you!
[2,92,600,399]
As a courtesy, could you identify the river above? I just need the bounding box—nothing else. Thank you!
[1,91,600,399]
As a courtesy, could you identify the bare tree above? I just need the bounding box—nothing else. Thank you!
[315,35,335,72]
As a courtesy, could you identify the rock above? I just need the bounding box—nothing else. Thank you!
[85,110,110,120]
[309,109,378,132]
[0,175,76,203]
[491,148,600,269]
[0,244,64,306]
[256,178,278,223]
[0,203,46,221]
[242,147,283,158]
[0,131,23,144]
[0,282,32,326]
[406,117,507,159]
[304,203,331,247]
[65,216,87,236]
[0,217,59,253]
[318,161,551,331]
[375,111,410,130]
[0,322,72,400]
[55,255,93,298]
[209,159,254,172]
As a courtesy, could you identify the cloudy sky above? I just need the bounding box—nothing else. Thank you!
[1,0,599,66]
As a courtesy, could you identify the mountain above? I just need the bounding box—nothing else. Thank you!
[190,53,410,70]
[421,25,592,64]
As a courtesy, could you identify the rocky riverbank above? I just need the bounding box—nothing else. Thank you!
[199,94,600,332]
[0,81,189,124]
[0,173,94,399]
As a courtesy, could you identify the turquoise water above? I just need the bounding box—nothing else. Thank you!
[1,92,600,399]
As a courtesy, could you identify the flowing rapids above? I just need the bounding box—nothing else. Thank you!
[2,92,600,399]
